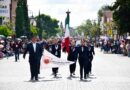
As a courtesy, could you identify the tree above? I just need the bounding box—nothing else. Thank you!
[77,19,92,37]
[30,25,39,36]
[36,14,59,39]
[15,0,24,37]
[77,19,101,39]
[110,0,130,34]
[15,0,30,38]
[22,0,30,38]
[0,25,15,37]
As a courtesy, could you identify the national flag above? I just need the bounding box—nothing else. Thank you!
[64,10,70,53]
[64,24,70,53]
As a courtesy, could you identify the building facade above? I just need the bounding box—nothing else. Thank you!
[10,0,18,25]
[100,10,113,37]
[0,0,11,25]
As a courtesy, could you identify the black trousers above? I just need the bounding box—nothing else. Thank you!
[38,61,41,74]
[89,57,93,73]
[15,52,19,61]
[69,62,76,74]
[52,68,58,74]
[29,61,39,80]
[79,60,89,79]
[52,56,60,75]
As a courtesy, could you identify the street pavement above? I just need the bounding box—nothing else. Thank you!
[0,48,130,90]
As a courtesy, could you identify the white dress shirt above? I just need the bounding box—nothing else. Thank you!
[32,43,36,52]
[82,47,84,52]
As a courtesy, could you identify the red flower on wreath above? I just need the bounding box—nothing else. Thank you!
[43,56,51,64]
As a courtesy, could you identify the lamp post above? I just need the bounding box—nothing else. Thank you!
[60,22,64,37]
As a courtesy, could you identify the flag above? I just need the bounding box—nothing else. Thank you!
[41,49,74,68]
[64,10,70,53]
[64,25,70,53]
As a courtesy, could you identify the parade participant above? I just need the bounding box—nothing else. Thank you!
[88,41,95,75]
[23,36,43,81]
[78,39,89,80]
[46,39,53,53]
[38,38,47,74]
[13,40,20,62]
[126,41,130,57]
[67,40,78,77]
[51,38,61,77]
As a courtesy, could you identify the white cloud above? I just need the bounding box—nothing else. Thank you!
[28,0,116,27]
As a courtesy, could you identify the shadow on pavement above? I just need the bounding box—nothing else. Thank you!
[71,76,79,78]
[88,76,97,79]
[40,79,59,82]
[24,80,40,83]
[79,79,92,82]
[67,76,80,80]
[67,76,72,80]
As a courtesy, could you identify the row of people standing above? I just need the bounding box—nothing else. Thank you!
[45,38,95,80]
[67,39,95,80]
[23,36,95,81]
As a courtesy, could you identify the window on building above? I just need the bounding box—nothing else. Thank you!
[0,17,2,25]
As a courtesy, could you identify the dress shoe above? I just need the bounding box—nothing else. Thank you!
[70,74,72,77]
[73,73,75,75]
[54,74,57,77]
[80,78,83,80]
[35,78,39,81]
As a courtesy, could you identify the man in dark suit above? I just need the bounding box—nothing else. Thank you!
[13,41,20,62]
[51,39,61,77]
[67,40,78,77]
[38,39,46,74]
[78,40,89,80]
[88,41,95,75]
[23,36,43,81]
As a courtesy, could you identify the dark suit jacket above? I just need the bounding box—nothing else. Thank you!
[23,42,43,63]
[13,43,20,53]
[67,46,78,61]
[88,45,95,58]
[46,44,53,53]
[52,44,61,58]
[78,46,89,62]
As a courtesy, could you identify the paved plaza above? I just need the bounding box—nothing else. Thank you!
[0,48,130,90]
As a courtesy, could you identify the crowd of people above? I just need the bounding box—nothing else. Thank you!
[0,38,28,61]
[97,39,130,57]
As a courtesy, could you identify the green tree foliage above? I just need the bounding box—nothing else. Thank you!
[36,14,59,39]
[77,20,93,37]
[110,0,130,34]
[0,25,15,37]
[22,0,30,38]
[15,0,30,38]
[30,25,39,36]
[15,0,24,37]
[77,19,101,39]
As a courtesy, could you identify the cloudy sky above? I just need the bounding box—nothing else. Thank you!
[28,0,116,27]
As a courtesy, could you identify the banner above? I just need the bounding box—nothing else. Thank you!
[41,49,74,68]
